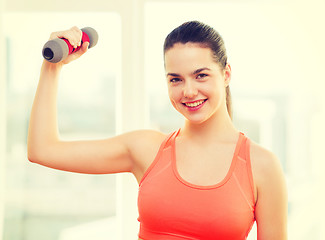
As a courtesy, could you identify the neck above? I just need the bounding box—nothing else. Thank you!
[181,110,238,143]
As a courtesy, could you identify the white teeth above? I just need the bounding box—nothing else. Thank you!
[184,100,205,107]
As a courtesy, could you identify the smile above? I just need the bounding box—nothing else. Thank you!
[183,99,207,108]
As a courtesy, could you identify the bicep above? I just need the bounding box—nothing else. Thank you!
[252,146,288,240]
[28,134,133,174]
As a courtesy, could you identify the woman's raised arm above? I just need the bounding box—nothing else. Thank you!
[27,27,164,176]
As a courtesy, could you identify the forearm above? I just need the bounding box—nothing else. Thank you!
[27,61,63,161]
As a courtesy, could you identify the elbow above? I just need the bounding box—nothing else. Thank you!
[28,155,38,164]
[27,150,40,164]
[27,143,43,164]
[27,137,40,163]
[27,135,59,164]
[27,142,58,165]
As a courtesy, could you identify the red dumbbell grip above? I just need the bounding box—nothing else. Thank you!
[61,32,90,55]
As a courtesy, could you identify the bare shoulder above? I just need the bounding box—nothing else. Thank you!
[250,140,285,184]
[249,140,287,200]
[121,129,167,181]
[122,129,167,150]
[250,141,284,177]
[250,141,280,170]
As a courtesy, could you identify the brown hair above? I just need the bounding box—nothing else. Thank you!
[164,21,232,119]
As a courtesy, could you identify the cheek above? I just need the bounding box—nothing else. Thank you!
[211,80,225,94]
[203,83,225,103]
[168,88,180,109]
[170,98,178,110]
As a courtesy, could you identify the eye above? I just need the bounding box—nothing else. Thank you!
[197,73,208,79]
[169,77,182,83]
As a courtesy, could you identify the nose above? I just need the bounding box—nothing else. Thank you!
[183,80,198,99]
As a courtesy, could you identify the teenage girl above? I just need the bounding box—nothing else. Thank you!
[28,21,287,239]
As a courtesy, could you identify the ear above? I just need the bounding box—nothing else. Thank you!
[224,63,231,87]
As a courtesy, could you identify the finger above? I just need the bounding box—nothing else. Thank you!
[49,27,82,49]
[70,26,83,48]
[64,27,82,48]
[64,41,88,63]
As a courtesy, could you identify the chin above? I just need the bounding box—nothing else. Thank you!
[184,116,209,125]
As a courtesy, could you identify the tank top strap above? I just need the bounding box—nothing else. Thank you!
[165,128,181,148]
[236,133,255,204]
[237,133,247,160]
[139,129,180,186]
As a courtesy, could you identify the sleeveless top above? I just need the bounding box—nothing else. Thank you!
[137,129,256,239]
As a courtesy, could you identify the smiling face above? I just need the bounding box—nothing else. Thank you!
[165,42,231,125]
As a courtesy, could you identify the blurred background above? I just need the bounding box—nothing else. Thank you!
[0,0,325,239]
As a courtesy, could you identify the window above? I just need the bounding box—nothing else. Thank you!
[3,12,121,240]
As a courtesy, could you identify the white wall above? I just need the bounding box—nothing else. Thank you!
[0,0,7,238]
[2,0,147,239]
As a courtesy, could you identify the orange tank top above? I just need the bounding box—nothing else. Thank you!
[137,129,256,239]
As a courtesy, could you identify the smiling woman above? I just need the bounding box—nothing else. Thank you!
[24,17,289,239]
[137,21,287,240]
[25,18,287,239]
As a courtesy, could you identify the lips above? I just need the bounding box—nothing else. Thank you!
[182,99,207,109]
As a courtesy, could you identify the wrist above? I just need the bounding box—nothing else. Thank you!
[41,60,64,72]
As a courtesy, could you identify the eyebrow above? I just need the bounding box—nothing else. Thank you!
[166,67,211,77]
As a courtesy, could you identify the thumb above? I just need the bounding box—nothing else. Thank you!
[61,41,89,64]
[81,41,89,52]
[75,41,89,54]
[75,41,89,56]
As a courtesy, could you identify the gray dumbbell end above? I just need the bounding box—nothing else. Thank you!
[42,38,69,63]
[81,27,99,49]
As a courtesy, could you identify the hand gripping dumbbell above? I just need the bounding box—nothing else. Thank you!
[42,27,98,63]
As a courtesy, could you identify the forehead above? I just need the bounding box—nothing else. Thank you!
[164,43,216,73]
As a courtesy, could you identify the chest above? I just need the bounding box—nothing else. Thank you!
[175,141,237,186]
[138,144,255,239]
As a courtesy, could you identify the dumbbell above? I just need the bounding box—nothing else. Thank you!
[42,27,98,63]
